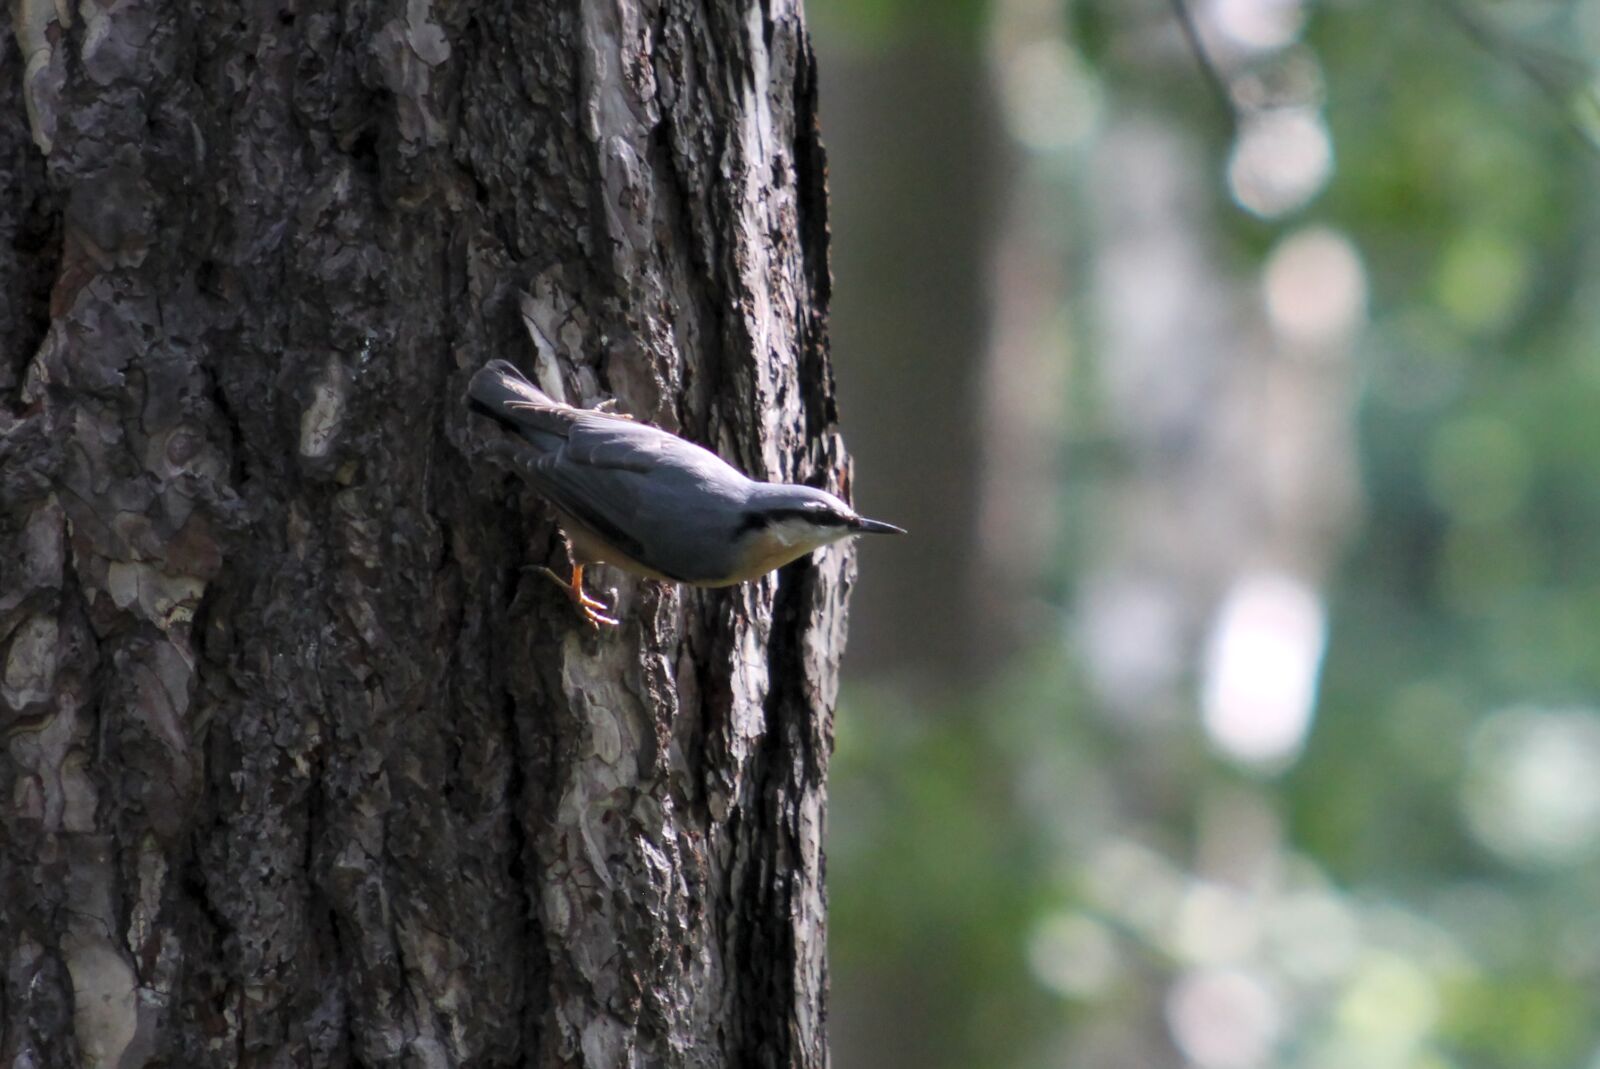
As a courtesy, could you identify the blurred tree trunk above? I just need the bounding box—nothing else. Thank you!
[0,2,848,1067]
[814,30,1013,1069]
[818,35,1007,681]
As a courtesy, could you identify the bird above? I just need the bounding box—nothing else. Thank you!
[467,359,905,626]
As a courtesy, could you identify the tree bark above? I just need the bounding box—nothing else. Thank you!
[0,1,847,1066]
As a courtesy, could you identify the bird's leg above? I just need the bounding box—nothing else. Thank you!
[565,565,614,612]
[592,399,633,419]
[535,563,620,628]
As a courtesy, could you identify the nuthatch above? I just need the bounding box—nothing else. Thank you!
[468,360,904,626]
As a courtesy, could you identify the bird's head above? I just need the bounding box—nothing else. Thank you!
[736,484,905,574]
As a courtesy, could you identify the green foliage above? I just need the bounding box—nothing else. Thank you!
[809,0,989,50]
[823,0,1600,1066]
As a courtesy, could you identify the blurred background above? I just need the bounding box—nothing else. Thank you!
[811,0,1600,1066]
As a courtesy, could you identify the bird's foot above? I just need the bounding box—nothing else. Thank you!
[534,565,620,628]
[593,399,633,419]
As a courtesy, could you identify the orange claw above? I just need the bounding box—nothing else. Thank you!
[537,563,620,628]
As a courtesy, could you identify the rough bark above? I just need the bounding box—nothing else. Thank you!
[0,1,847,1066]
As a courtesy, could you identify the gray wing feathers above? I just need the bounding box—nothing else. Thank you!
[468,360,757,581]
[539,462,744,582]
[563,417,672,473]
[537,428,756,581]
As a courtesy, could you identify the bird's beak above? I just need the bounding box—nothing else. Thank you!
[850,516,906,535]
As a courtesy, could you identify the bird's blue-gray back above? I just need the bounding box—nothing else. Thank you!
[538,416,758,583]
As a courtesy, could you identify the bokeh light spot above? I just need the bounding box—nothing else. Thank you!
[1166,967,1283,1069]
[1078,572,1185,722]
[1335,952,1439,1055]
[1210,0,1308,52]
[1083,840,1184,936]
[1027,912,1122,999]
[1226,108,1332,218]
[1000,38,1102,153]
[1433,229,1530,332]
[1175,882,1260,965]
[1262,226,1368,349]
[1463,707,1600,868]
[1201,572,1326,770]
[1266,891,1361,983]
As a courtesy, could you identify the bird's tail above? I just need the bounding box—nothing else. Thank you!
[468,359,553,415]
[467,360,581,439]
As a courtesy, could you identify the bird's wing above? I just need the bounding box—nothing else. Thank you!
[534,460,657,566]
[563,413,689,472]
[469,361,751,579]
[548,420,765,582]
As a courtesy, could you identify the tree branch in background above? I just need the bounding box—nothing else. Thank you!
[1436,0,1600,158]
[1166,0,1238,129]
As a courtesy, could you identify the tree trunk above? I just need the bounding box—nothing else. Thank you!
[820,35,1002,682]
[0,1,847,1066]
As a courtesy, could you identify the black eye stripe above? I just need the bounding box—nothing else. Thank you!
[772,508,848,525]
[740,507,849,533]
